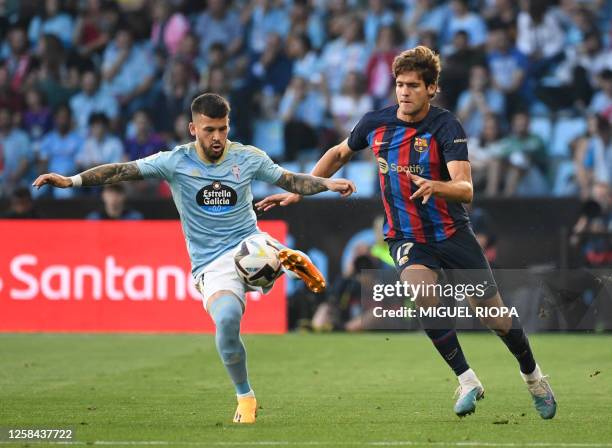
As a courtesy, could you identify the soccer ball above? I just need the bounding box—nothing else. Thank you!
[234,236,282,288]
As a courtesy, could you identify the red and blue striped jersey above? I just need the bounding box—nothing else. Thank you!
[347,105,470,243]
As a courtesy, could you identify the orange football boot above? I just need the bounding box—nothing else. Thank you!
[278,248,326,293]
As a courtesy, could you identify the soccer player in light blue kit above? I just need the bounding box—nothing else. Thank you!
[33,93,356,424]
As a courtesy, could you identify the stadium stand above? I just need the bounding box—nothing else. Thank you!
[0,0,611,202]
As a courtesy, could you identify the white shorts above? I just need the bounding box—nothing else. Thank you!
[194,232,281,311]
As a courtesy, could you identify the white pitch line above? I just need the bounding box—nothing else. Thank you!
[0,443,608,447]
[1,442,611,447]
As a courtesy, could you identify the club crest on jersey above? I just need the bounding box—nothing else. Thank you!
[414,134,431,153]
[196,181,238,214]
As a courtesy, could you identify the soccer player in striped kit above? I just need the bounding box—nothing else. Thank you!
[257,46,557,419]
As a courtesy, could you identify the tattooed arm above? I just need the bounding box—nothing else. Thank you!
[33,162,143,189]
[274,171,356,197]
[80,162,143,185]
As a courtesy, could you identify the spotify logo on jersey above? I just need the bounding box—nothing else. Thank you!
[197,181,238,214]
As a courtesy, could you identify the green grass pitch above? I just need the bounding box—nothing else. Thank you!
[1,333,611,447]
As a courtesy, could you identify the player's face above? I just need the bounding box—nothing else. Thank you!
[189,113,230,162]
[395,71,437,120]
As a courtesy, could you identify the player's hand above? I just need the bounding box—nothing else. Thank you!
[407,172,436,204]
[32,173,72,189]
[323,178,356,197]
[255,193,302,212]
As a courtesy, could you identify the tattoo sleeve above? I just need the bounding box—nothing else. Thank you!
[80,162,144,186]
[274,171,327,195]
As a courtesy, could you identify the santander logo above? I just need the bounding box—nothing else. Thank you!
[0,220,287,333]
[7,254,201,301]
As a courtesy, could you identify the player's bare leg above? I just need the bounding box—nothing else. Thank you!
[402,265,484,417]
[278,248,326,293]
[469,293,557,419]
[206,291,257,424]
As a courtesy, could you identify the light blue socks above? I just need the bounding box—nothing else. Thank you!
[208,295,252,396]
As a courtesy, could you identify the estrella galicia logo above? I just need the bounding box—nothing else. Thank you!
[197,181,237,214]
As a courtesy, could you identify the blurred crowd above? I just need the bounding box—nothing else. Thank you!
[0,0,611,202]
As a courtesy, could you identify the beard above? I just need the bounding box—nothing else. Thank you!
[200,139,225,161]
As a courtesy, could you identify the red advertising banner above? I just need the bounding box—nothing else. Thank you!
[0,220,287,333]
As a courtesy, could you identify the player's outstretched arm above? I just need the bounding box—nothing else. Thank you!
[33,162,143,189]
[274,171,356,197]
[255,139,355,212]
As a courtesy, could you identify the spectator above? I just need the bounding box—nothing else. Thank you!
[0,107,34,197]
[201,65,253,142]
[72,0,112,57]
[1,187,41,219]
[570,193,612,268]
[33,34,79,110]
[246,0,290,55]
[287,0,326,51]
[589,69,612,122]
[87,183,143,220]
[482,0,517,31]
[202,66,231,97]
[23,89,53,144]
[457,65,505,138]
[286,33,319,82]
[537,31,610,112]
[579,115,612,196]
[76,113,124,171]
[193,0,243,60]
[366,25,400,109]
[38,104,83,198]
[70,69,119,134]
[0,61,24,113]
[318,15,370,94]
[160,59,198,132]
[175,32,206,75]
[486,111,548,197]
[250,33,293,96]
[561,6,599,48]
[403,0,449,49]
[4,24,33,92]
[279,76,327,161]
[312,254,381,332]
[149,0,190,56]
[28,0,75,48]
[168,113,191,148]
[445,0,488,47]
[487,25,529,116]
[438,30,486,110]
[101,26,156,116]
[363,0,395,47]
[124,110,165,161]
[516,0,564,74]
[469,112,505,192]
[331,71,374,139]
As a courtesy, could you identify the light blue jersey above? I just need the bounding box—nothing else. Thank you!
[136,141,284,276]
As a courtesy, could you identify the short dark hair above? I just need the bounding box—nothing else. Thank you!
[89,112,109,126]
[600,69,612,81]
[190,93,230,118]
[103,183,126,194]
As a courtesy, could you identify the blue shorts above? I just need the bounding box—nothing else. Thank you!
[387,226,498,300]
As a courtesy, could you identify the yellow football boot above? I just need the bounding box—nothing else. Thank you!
[233,396,257,424]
